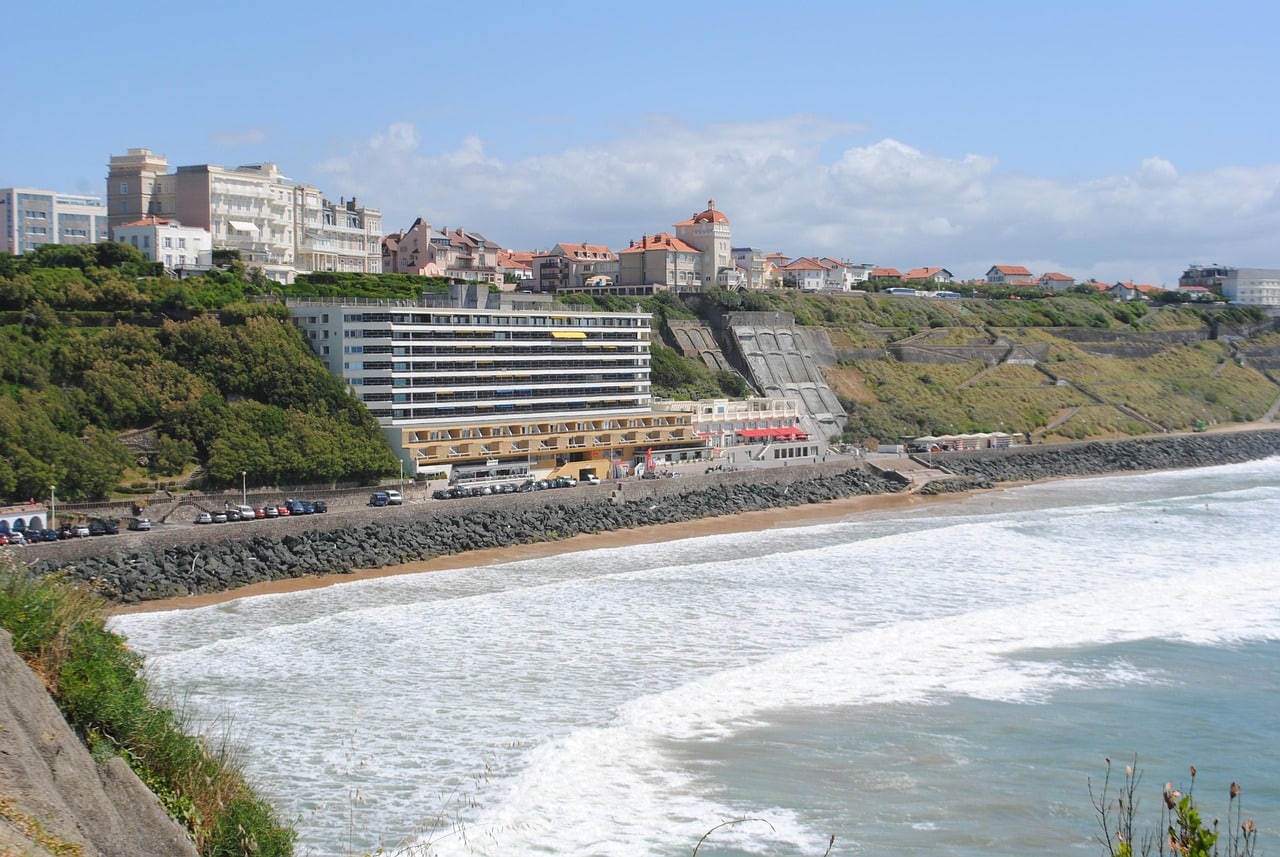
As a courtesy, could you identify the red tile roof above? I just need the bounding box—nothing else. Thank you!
[619,233,701,254]
[119,216,173,227]
[992,264,1033,276]
[870,267,901,277]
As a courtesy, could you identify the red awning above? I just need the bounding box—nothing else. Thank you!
[735,427,809,440]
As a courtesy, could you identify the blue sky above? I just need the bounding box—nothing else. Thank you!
[6,0,1278,284]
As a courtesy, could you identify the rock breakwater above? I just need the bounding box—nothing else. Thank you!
[21,428,1280,606]
[25,468,901,605]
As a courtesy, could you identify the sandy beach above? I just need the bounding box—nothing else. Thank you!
[114,485,968,615]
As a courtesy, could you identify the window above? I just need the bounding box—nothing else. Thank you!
[178,237,186,248]
[163,237,172,248]
[120,182,128,194]
[164,254,172,266]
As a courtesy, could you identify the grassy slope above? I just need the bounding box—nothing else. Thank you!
[679,290,1278,444]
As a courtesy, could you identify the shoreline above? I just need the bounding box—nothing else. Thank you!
[114,484,971,615]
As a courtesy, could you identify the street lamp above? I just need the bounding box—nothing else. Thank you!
[399,460,405,495]
[241,471,247,506]
[49,485,56,530]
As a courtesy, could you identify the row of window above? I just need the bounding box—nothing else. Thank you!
[387,359,646,373]
[387,400,647,421]
[365,385,644,403]
[345,313,643,327]
[379,372,646,388]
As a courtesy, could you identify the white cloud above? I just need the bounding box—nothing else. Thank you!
[314,116,1280,282]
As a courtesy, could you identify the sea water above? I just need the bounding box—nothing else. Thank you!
[111,459,1280,856]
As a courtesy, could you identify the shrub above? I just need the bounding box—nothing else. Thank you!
[0,564,296,856]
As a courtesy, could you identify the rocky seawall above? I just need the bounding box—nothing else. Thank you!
[24,468,903,605]
[20,427,1280,606]
[933,428,1280,483]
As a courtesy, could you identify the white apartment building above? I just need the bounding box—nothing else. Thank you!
[288,287,702,482]
[113,216,212,272]
[0,188,109,255]
[1221,268,1280,306]
[107,148,381,283]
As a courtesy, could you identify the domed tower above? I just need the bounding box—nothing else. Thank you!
[675,199,733,290]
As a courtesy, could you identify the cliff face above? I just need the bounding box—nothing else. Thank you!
[0,628,198,857]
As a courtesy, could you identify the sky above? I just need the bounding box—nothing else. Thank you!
[6,0,1279,285]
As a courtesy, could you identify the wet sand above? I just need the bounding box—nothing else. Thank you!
[114,486,974,615]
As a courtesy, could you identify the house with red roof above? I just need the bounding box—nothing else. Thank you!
[496,249,534,287]
[902,267,955,284]
[781,256,831,291]
[986,264,1035,285]
[1039,271,1076,291]
[869,266,902,281]
[617,232,703,290]
[530,242,619,293]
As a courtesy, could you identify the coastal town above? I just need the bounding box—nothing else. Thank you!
[6,4,1280,856]
[5,147,1280,504]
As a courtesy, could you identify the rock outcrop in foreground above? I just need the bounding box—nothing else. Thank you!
[0,628,199,857]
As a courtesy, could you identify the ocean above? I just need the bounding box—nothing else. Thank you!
[110,459,1280,856]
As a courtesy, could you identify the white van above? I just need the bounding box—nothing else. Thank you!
[385,490,404,505]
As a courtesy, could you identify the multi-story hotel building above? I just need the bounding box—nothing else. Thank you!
[288,287,704,483]
[106,148,381,283]
[0,188,109,255]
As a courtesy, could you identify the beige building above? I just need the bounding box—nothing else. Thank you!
[0,187,109,255]
[107,148,381,283]
[674,200,734,289]
[529,242,620,293]
[617,232,702,291]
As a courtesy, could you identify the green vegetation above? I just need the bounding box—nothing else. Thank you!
[282,272,454,300]
[1092,758,1257,857]
[0,247,398,503]
[0,562,295,856]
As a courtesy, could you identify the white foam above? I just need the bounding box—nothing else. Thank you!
[109,460,1280,855]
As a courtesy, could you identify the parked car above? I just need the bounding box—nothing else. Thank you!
[262,506,279,518]
[277,505,291,516]
[385,490,404,505]
[73,524,91,538]
[212,512,228,523]
[101,520,120,535]
[6,532,24,546]
[128,517,152,531]
[226,508,242,522]
[311,500,328,513]
[195,512,214,525]
[369,491,390,507]
[254,507,266,519]
[88,520,107,536]
[39,529,60,542]
[584,474,601,485]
